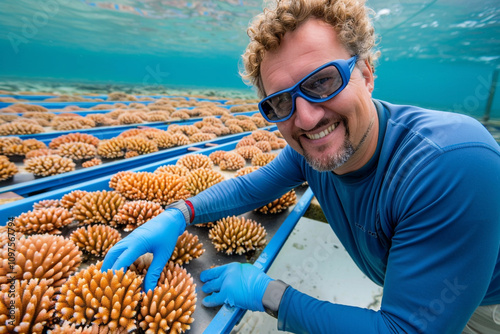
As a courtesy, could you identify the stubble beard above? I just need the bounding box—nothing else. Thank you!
[303,117,373,172]
[304,139,355,172]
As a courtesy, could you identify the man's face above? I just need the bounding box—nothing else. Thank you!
[260,18,378,174]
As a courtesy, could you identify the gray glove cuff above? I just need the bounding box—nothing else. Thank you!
[262,279,289,318]
[165,200,191,225]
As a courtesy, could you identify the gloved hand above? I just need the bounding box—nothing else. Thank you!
[101,208,186,291]
[200,262,272,312]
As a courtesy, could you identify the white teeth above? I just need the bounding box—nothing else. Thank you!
[305,123,338,140]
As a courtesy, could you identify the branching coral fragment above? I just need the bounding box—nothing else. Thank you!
[189,132,217,143]
[82,158,102,168]
[208,150,227,165]
[185,168,225,196]
[209,216,267,255]
[234,166,260,177]
[254,140,272,152]
[24,155,76,176]
[0,234,82,288]
[49,133,100,149]
[0,122,45,135]
[58,142,97,160]
[0,155,18,181]
[125,136,159,155]
[171,231,205,265]
[219,152,246,171]
[0,278,56,334]
[155,164,190,177]
[115,172,190,205]
[72,190,126,225]
[169,132,191,146]
[97,138,127,158]
[108,171,134,189]
[176,154,213,171]
[33,199,61,209]
[251,152,277,166]
[55,263,142,332]
[13,207,73,234]
[236,137,256,148]
[2,138,47,156]
[60,190,88,209]
[112,200,164,231]
[257,189,298,214]
[235,146,263,160]
[70,225,122,257]
[139,261,197,334]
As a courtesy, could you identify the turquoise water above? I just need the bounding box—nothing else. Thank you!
[0,0,499,118]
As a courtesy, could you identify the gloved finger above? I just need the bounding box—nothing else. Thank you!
[201,275,224,294]
[202,292,227,308]
[101,241,128,271]
[109,244,147,272]
[144,252,170,292]
[200,263,230,282]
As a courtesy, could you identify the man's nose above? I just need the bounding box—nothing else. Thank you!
[293,97,325,130]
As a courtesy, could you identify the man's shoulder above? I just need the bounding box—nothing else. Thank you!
[378,100,498,150]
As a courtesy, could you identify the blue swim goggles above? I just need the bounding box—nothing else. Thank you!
[258,55,358,123]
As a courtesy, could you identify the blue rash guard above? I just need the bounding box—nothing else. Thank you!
[190,100,500,333]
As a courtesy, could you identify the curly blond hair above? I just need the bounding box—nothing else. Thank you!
[241,0,380,97]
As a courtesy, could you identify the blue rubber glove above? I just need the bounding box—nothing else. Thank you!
[200,262,272,312]
[101,208,186,291]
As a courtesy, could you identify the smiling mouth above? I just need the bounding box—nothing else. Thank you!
[305,122,340,140]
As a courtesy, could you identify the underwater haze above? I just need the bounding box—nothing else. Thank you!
[0,0,499,118]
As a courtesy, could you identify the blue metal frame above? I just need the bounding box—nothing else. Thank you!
[203,187,314,334]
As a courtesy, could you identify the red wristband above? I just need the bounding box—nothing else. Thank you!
[185,200,195,223]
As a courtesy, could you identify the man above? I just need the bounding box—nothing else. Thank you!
[102,0,500,332]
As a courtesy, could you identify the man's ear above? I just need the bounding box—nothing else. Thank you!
[361,59,375,94]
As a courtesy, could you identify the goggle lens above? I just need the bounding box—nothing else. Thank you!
[300,65,343,99]
[260,92,294,121]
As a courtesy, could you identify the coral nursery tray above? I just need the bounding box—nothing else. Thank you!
[0,94,194,101]
[0,140,310,333]
[13,118,205,145]
[0,125,277,197]
[0,103,253,118]
[0,140,235,219]
[0,96,229,109]
[4,111,258,148]
[5,111,259,144]
[40,104,255,118]
[0,100,154,109]
[0,94,228,104]
[0,94,74,101]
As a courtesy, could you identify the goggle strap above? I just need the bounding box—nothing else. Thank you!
[348,55,358,72]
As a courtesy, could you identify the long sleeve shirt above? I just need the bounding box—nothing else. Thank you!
[190,100,500,333]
